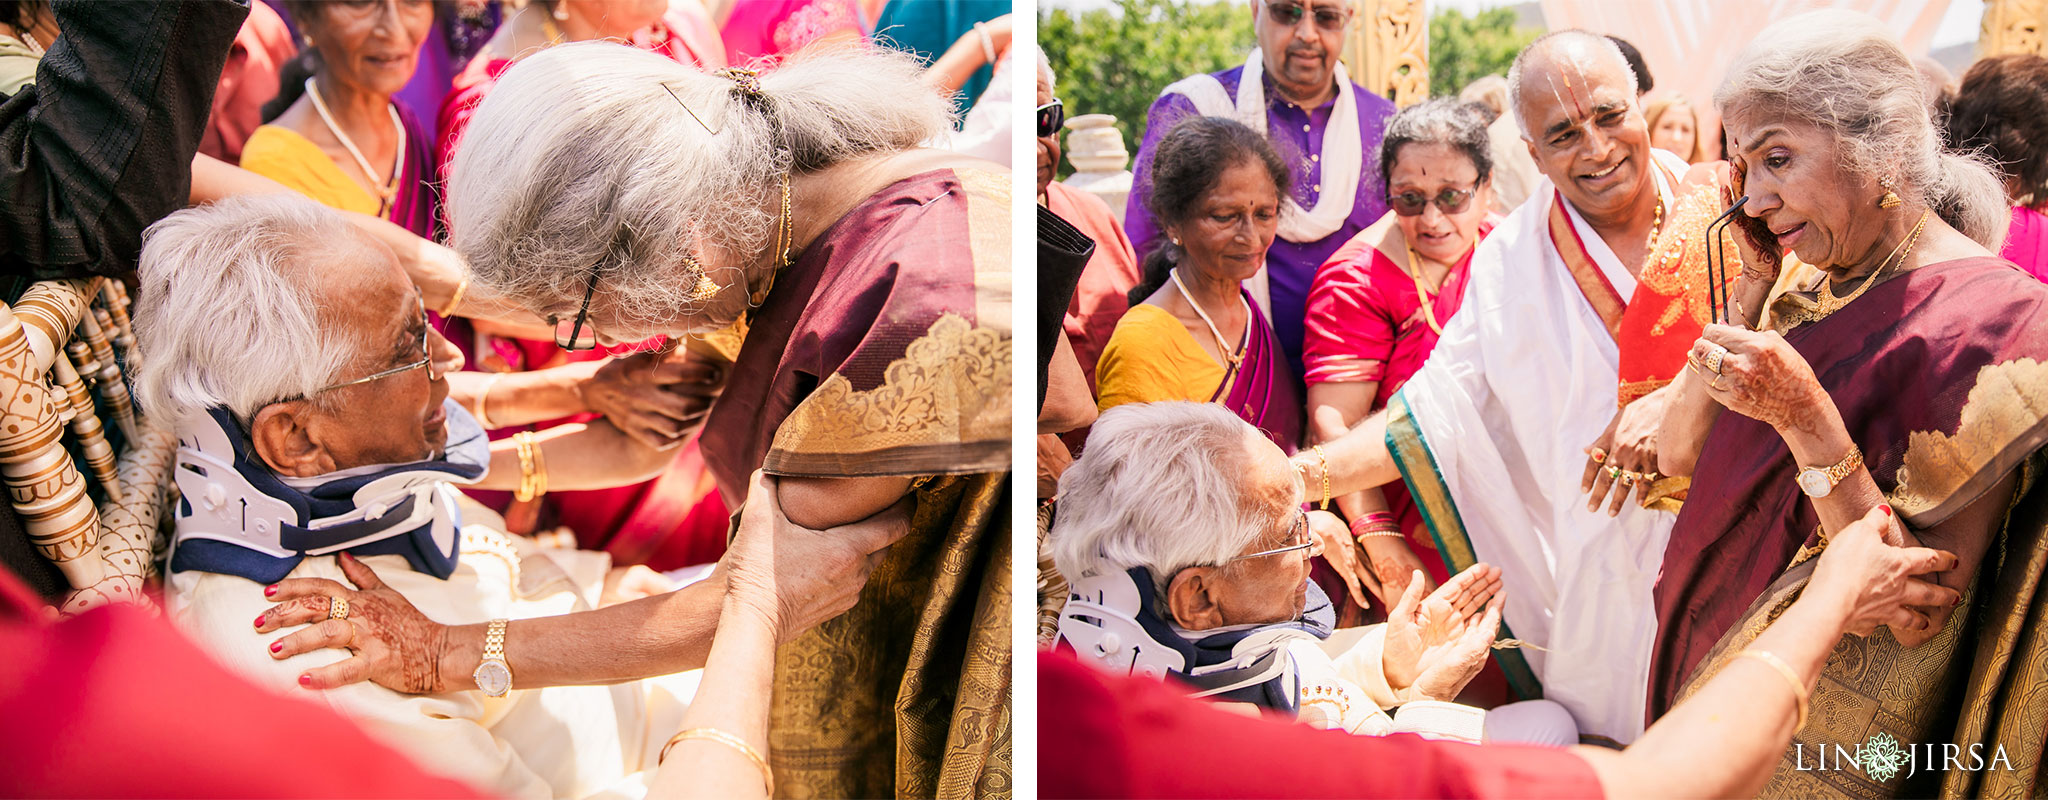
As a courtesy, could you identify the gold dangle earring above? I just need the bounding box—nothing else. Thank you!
[1878,177,1902,210]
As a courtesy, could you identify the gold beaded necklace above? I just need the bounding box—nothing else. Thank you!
[1777,210,1929,329]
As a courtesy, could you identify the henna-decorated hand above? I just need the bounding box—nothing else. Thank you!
[255,552,452,693]
[1691,324,1830,433]
[578,345,724,450]
[1726,156,1783,281]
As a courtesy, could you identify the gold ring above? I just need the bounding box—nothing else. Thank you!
[1589,448,1608,464]
[328,595,350,621]
[1607,465,1622,480]
[1702,343,1729,374]
[342,620,359,650]
[1643,471,1662,483]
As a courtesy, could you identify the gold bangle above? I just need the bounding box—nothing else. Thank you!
[1313,444,1331,511]
[659,728,773,795]
[1735,649,1810,733]
[1357,530,1407,540]
[437,277,469,318]
[530,430,547,498]
[474,373,505,430]
[512,431,540,502]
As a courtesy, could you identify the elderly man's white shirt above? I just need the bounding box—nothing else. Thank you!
[167,497,696,800]
[1395,149,1688,743]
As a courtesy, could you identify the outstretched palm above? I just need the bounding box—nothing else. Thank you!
[1382,563,1507,701]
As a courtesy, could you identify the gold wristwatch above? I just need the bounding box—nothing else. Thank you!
[473,618,512,697]
[1796,447,1863,499]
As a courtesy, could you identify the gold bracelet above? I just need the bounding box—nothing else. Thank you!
[530,430,548,498]
[474,373,505,430]
[1357,530,1407,540]
[1735,649,1810,733]
[659,728,773,795]
[437,277,469,318]
[512,431,540,502]
[1313,444,1331,511]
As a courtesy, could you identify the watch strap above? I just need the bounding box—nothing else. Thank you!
[484,618,507,662]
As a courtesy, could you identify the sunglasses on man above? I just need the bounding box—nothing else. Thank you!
[1388,186,1478,217]
[1263,1,1351,33]
[1037,99,1065,138]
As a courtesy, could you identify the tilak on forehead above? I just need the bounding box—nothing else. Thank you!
[1548,58,1590,123]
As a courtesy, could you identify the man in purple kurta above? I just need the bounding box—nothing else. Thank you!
[1125,0,1396,375]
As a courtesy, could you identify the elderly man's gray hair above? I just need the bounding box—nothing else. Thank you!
[132,193,359,423]
[447,42,955,336]
[1717,9,2008,250]
[1505,30,1639,138]
[1050,402,1294,586]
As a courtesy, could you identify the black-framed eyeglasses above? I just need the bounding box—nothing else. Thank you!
[1225,510,1320,563]
[277,288,433,404]
[1263,0,1351,32]
[1037,99,1065,138]
[548,267,602,351]
[1389,186,1478,217]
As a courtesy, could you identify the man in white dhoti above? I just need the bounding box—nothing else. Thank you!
[1298,31,1692,745]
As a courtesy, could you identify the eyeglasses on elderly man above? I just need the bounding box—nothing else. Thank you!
[1047,401,1578,745]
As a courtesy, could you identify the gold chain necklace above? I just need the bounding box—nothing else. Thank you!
[1170,267,1247,367]
[747,173,795,307]
[1401,242,1445,335]
[1778,210,1929,329]
[1645,195,1665,253]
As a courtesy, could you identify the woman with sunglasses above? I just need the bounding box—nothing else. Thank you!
[1301,99,1498,625]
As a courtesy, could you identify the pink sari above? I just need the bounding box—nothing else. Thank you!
[1302,217,1495,585]
[2003,204,2048,284]
[719,0,868,65]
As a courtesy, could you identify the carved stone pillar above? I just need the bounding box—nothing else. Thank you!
[1347,0,1430,106]
[1981,0,2048,58]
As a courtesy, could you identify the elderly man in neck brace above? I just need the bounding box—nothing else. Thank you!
[141,193,743,799]
[1049,401,1576,746]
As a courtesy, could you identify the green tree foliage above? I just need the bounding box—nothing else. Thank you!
[1040,0,1254,165]
[1428,7,1538,97]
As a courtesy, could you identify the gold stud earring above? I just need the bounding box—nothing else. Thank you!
[1878,177,1902,210]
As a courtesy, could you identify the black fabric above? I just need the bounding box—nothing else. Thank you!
[1037,204,1093,413]
[0,0,248,279]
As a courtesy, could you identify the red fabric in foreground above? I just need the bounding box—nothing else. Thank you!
[1038,651,1603,799]
[0,568,479,799]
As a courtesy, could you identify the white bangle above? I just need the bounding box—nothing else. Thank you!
[973,21,996,65]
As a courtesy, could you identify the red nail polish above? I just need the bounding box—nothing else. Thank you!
[298,674,313,687]
[1880,505,1893,517]
[264,585,277,597]
[253,614,265,628]
[271,641,282,654]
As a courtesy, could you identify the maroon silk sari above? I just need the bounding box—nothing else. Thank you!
[697,167,1011,799]
[1650,256,2048,797]
[1214,290,1303,453]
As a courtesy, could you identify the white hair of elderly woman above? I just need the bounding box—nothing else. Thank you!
[1050,402,1297,588]
[1717,9,2008,251]
[447,42,955,336]
[131,193,359,422]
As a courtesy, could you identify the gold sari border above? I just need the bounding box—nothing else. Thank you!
[763,441,1010,479]
[1385,391,1545,701]
[1547,191,1626,342]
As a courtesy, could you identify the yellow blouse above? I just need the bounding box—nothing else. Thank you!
[1094,303,1228,412]
[238,124,380,215]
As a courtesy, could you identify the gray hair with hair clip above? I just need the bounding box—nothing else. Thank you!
[446,43,954,339]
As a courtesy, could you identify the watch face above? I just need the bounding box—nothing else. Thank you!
[1798,470,1832,498]
[474,660,512,696]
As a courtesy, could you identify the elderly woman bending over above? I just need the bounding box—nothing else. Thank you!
[260,43,1010,798]
[1050,402,1577,745]
[1641,11,2048,796]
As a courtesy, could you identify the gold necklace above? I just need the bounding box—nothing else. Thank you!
[1645,195,1665,253]
[1778,210,1929,329]
[1170,267,1246,367]
[1401,242,1445,336]
[747,173,795,307]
